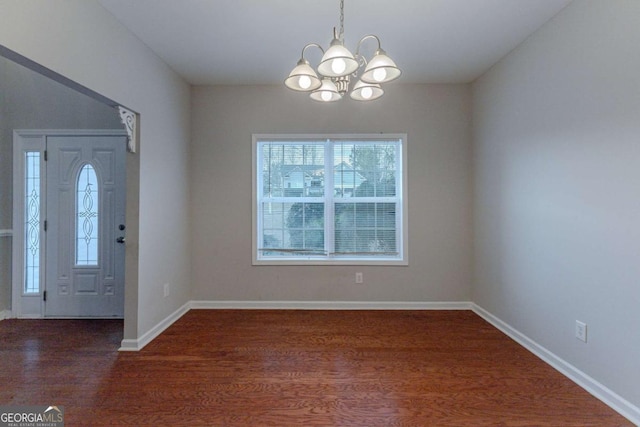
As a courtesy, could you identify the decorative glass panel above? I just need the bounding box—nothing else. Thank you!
[76,164,99,266]
[24,152,40,293]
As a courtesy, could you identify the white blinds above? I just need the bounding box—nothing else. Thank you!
[256,137,403,261]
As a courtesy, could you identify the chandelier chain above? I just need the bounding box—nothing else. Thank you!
[339,0,345,40]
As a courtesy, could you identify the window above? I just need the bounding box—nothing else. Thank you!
[76,164,99,266]
[253,134,407,265]
[24,152,41,293]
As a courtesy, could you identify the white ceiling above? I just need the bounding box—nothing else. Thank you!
[97,0,572,86]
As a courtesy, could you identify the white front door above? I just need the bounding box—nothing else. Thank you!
[44,135,126,317]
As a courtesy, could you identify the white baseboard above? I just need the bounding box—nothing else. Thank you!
[118,300,470,350]
[190,300,473,310]
[119,301,190,352]
[472,303,640,426]
[0,310,12,320]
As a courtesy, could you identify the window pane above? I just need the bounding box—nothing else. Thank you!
[334,202,397,255]
[261,202,325,256]
[262,143,325,198]
[377,203,397,228]
[24,152,40,294]
[334,143,397,197]
[76,164,99,266]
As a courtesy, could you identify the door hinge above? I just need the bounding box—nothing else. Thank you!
[43,290,47,302]
[44,150,48,161]
[44,220,48,232]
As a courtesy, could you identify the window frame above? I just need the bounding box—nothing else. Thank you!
[252,133,408,266]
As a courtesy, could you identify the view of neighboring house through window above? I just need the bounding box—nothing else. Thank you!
[254,134,407,265]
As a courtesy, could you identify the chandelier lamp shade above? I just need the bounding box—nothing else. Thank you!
[284,55,323,92]
[350,79,384,101]
[317,38,359,78]
[310,78,342,102]
[284,0,401,102]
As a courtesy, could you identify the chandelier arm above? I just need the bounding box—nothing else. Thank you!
[355,34,382,57]
[301,43,325,59]
[352,55,368,77]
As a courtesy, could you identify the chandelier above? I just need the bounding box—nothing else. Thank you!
[284,0,401,102]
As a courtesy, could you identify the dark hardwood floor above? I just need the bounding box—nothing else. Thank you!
[0,310,632,426]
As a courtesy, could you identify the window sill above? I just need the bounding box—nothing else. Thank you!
[253,258,408,266]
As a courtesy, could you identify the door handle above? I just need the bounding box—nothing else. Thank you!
[116,236,126,244]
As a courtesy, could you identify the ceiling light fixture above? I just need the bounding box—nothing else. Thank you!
[284,0,401,102]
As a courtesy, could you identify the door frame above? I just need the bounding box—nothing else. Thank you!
[12,129,128,318]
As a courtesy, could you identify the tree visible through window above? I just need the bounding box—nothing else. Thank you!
[254,135,406,264]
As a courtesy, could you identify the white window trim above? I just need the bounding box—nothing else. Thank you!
[252,133,408,266]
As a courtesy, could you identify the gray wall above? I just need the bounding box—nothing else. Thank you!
[0,55,122,313]
[191,84,473,303]
[473,0,640,409]
[0,1,192,342]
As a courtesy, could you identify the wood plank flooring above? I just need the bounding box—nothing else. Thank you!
[0,310,632,426]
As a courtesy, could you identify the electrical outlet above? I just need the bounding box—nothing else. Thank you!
[575,320,587,342]
[355,272,363,284]
[163,283,170,298]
